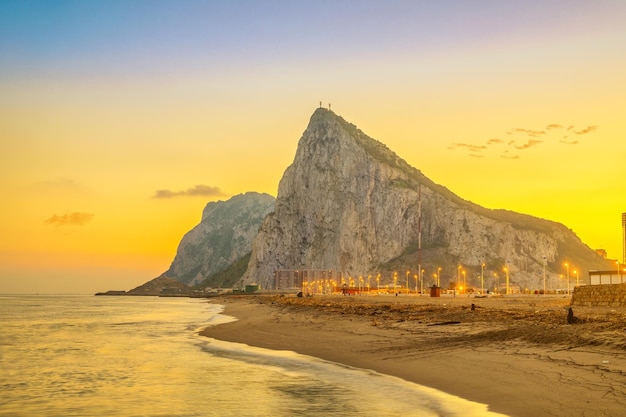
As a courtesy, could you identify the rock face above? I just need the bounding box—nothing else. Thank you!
[241,108,611,290]
[159,192,275,286]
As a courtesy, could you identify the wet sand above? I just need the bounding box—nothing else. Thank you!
[200,294,626,417]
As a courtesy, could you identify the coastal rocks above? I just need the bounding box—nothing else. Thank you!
[240,108,610,289]
[158,192,275,286]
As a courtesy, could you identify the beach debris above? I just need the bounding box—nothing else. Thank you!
[567,307,580,324]
[427,321,461,326]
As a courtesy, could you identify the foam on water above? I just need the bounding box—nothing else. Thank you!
[201,334,507,417]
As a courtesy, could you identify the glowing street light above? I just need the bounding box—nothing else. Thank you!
[406,270,410,294]
[542,256,547,295]
[481,262,485,295]
[573,270,579,288]
[461,270,466,294]
[504,263,510,295]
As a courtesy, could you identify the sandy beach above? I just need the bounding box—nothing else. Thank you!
[200,294,626,417]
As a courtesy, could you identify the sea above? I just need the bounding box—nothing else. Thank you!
[0,295,506,417]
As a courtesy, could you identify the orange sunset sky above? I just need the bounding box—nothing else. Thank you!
[1,1,625,294]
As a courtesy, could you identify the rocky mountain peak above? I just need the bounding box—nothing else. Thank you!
[241,109,611,290]
[158,192,275,287]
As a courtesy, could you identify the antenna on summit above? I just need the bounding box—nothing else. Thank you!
[328,103,332,111]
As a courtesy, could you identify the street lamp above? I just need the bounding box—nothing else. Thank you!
[542,256,547,295]
[573,270,579,288]
[564,263,570,295]
[406,270,410,294]
[493,272,499,293]
[393,272,398,292]
[504,264,510,295]
[481,262,485,295]
[437,267,441,287]
[462,270,466,294]
[420,269,425,294]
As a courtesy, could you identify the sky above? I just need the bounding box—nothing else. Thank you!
[1,0,625,294]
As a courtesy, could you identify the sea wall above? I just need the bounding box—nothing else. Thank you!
[571,283,626,307]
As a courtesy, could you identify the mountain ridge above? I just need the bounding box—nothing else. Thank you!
[132,108,610,293]
[157,192,275,287]
[240,108,610,290]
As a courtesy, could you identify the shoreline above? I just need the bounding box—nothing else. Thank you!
[200,294,626,417]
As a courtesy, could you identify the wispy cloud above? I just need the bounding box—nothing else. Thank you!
[512,139,543,150]
[448,143,488,152]
[448,122,598,159]
[153,184,226,199]
[45,212,94,226]
[487,138,504,145]
[573,125,598,135]
[506,128,546,137]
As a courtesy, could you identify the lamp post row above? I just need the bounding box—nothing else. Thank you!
[295,259,582,294]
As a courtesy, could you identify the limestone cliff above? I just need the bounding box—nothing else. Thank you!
[159,192,275,286]
[241,108,611,290]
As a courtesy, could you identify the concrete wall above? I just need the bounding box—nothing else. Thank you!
[589,271,625,285]
[571,283,626,307]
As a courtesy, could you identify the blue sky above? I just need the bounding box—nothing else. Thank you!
[1,0,625,293]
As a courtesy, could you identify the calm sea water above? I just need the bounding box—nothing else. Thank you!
[0,295,506,417]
